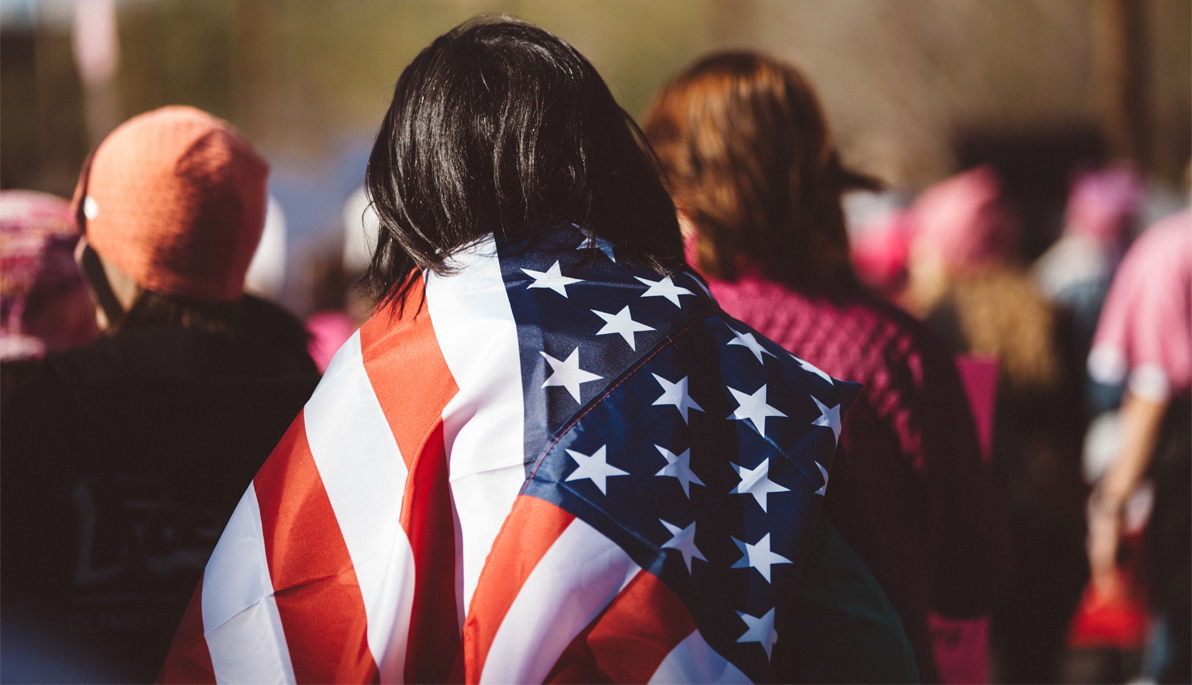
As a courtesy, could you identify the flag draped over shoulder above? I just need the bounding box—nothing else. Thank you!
[159,225,859,685]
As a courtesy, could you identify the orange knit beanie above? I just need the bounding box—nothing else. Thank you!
[71,106,269,302]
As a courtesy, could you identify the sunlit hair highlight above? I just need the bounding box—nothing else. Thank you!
[364,16,683,309]
[644,51,879,288]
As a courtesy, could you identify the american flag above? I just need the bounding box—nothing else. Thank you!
[159,225,858,684]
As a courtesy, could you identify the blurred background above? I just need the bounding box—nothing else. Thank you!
[1,3,1190,683]
[2,0,1188,315]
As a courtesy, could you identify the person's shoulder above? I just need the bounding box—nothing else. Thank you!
[1123,209,1191,276]
[846,289,926,334]
[830,288,955,370]
[1137,208,1191,247]
[0,342,121,458]
[714,274,913,352]
[15,335,133,391]
[225,301,320,379]
[1,332,203,438]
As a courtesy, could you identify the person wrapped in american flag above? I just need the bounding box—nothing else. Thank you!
[160,16,914,684]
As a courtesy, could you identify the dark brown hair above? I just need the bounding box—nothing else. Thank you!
[365,16,683,308]
[643,52,879,288]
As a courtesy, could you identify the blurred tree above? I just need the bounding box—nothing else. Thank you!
[1093,0,1150,167]
[2,0,1187,197]
[117,0,234,123]
[0,20,88,196]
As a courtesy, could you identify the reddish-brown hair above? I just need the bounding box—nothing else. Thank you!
[643,52,878,288]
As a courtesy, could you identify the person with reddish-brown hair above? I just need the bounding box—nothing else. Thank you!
[644,52,1013,683]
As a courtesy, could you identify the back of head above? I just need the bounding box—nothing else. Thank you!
[644,51,877,289]
[911,165,1019,275]
[1064,162,1143,246]
[365,16,682,306]
[73,105,269,303]
[67,106,313,355]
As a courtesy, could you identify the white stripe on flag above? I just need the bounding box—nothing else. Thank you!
[479,518,641,685]
[428,236,530,617]
[647,631,751,684]
[202,487,296,685]
[303,330,417,683]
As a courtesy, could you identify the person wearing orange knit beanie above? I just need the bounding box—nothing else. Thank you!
[1,106,321,683]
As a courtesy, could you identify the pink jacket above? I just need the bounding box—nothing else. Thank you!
[705,269,1013,683]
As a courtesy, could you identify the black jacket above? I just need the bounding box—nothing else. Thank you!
[1,319,320,683]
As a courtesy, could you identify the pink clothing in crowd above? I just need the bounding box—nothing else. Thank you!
[912,166,1019,272]
[1064,163,1145,246]
[1036,164,1145,301]
[704,266,1012,684]
[851,209,914,300]
[305,310,356,373]
[0,190,96,360]
[1089,209,1192,401]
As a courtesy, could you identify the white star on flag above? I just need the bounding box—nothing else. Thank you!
[661,519,707,573]
[811,396,842,443]
[731,532,791,583]
[523,260,582,297]
[730,458,789,512]
[794,354,833,384]
[727,327,777,365]
[652,373,704,424]
[736,608,779,657]
[635,275,694,307]
[541,348,602,403]
[727,383,788,436]
[814,461,829,496]
[655,445,704,497]
[576,234,616,262]
[564,445,627,495]
[591,306,653,350]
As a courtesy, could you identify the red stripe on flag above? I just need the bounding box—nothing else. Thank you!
[361,281,465,683]
[544,569,697,684]
[461,497,577,683]
[157,572,215,684]
[254,415,379,684]
[399,419,461,684]
[359,280,460,467]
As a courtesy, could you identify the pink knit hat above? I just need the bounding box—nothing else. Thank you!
[911,166,1018,272]
[71,105,269,302]
[0,190,96,359]
[1064,162,1143,245]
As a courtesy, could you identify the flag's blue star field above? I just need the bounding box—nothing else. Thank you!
[497,224,858,682]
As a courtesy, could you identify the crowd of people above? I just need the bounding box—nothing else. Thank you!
[0,15,1187,685]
